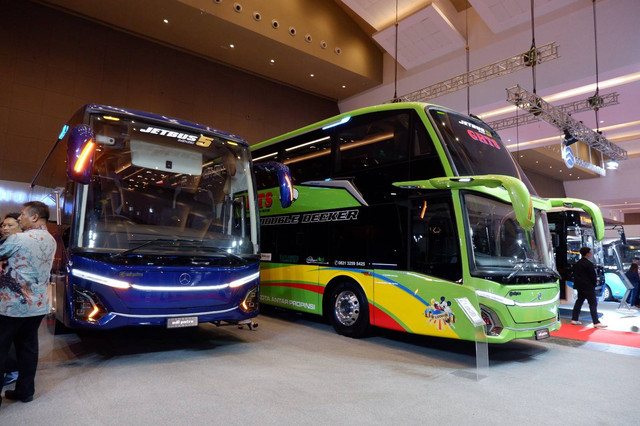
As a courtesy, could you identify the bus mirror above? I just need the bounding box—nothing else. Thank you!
[67,125,96,184]
[393,174,534,230]
[614,226,628,245]
[277,163,294,208]
[548,197,605,241]
[552,233,560,248]
[254,161,295,208]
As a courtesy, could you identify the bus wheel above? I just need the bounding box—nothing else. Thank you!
[329,282,369,338]
[602,285,612,301]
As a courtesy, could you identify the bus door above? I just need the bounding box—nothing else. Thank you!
[372,194,464,337]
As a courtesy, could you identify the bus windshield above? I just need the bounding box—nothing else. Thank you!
[464,193,556,283]
[77,114,257,258]
[428,107,536,194]
[566,224,603,266]
[612,239,640,270]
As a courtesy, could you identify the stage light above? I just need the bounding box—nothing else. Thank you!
[606,160,619,170]
[563,129,578,146]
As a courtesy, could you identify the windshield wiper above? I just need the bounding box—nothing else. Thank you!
[110,238,206,259]
[507,259,559,282]
[109,238,246,263]
[507,259,539,281]
[197,246,246,263]
[110,239,167,260]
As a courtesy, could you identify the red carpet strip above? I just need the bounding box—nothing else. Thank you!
[551,324,640,348]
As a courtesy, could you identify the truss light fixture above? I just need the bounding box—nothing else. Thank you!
[487,92,619,131]
[606,160,619,170]
[563,129,578,146]
[506,84,627,162]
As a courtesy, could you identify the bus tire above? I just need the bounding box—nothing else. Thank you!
[328,281,369,338]
[602,285,612,301]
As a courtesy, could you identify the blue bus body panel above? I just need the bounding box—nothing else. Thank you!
[604,271,628,300]
[66,255,260,329]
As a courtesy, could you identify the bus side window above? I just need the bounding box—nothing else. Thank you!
[281,132,332,184]
[336,112,410,173]
[413,121,436,156]
[409,197,461,281]
[254,166,279,190]
[410,119,446,179]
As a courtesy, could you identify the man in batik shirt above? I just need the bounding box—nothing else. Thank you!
[0,201,56,406]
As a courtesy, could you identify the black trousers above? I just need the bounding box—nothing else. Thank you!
[571,288,600,324]
[0,314,45,397]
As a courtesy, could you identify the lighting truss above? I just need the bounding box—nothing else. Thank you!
[487,92,619,130]
[395,42,559,103]
[506,84,627,162]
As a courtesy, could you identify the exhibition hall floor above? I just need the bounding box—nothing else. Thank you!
[1,309,637,425]
[556,300,640,349]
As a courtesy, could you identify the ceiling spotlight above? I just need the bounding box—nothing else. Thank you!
[563,129,578,146]
[606,160,619,170]
[163,19,169,24]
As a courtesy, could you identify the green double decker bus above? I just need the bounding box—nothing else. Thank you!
[252,102,603,343]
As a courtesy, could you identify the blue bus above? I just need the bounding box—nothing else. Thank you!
[31,104,291,331]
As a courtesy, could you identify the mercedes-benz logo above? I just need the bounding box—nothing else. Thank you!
[179,273,192,286]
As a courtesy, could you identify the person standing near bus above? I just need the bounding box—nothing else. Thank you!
[571,247,607,328]
[1,213,20,242]
[1,213,23,387]
[0,201,56,406]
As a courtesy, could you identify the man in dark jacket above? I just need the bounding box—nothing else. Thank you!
[571,247,607,328]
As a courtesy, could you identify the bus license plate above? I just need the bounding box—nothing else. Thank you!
[535,328,550,340]
[167,316,198,329]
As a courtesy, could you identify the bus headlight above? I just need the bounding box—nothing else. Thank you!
[479,305,503,336]
[240,287,259,313]
[73,287,107,322]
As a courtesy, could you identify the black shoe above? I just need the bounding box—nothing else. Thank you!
[4,390,33,402]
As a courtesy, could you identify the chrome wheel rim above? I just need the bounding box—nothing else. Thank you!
[334,290,360,326]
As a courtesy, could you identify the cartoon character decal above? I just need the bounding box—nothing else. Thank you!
[424,296,456,330]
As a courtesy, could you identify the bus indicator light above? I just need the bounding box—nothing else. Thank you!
[58,124,69,140]
[66,124,97,184]
[73,140,96,173]
[420,201,427,219]
[322,115,351,130]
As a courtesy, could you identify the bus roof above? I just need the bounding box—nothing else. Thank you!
[253,102,437,150]
[82,104,249,146]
